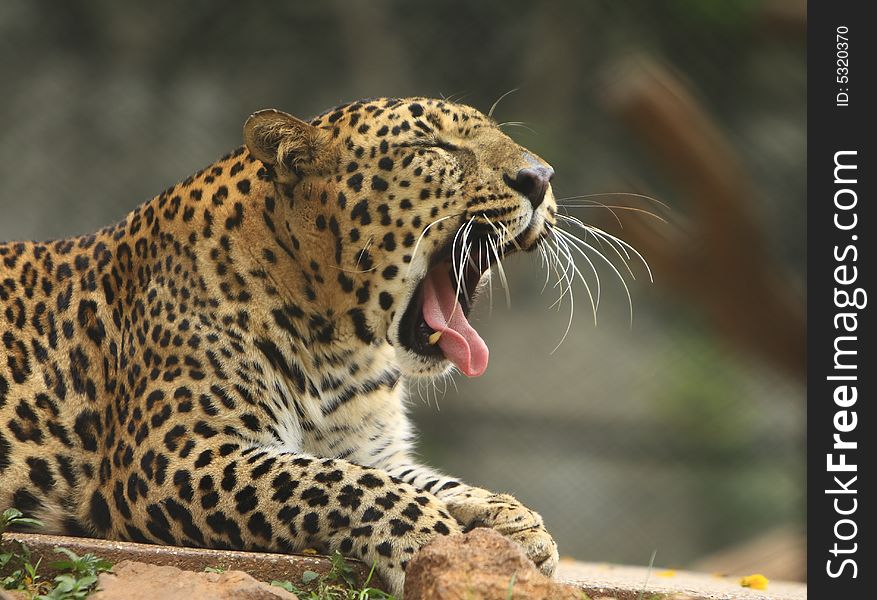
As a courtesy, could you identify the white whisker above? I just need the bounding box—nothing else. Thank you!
[556,202,669,224]
[487,88,519,119]
[557,214,637,279]
[497,122,537,135]
[480,238,495,317]
[554,226,635,326]
[487,235,511,308]
[406,213,461,276]
[544,238,576,354]
[538,242,552,294]
[458,218,476,301]
[447,218,476,325]
[586,225,654,283]
[555,191,671,211]
[551,225,601,311]
[542,237,572,309]
[498,222,522,252]
[353,236,374,272]
[554,231,597,325]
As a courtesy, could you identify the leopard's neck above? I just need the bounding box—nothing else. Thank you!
[115,148,401,396]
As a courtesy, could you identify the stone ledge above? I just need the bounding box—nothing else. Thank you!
[556,561,807,600]
[2,532,379,588]
[3,532,808,599]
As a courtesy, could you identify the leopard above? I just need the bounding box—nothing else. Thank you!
[0,97,560,596]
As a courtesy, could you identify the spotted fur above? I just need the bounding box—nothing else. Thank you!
[0,97,559,595]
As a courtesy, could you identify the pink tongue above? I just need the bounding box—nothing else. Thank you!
[422,267,489,377]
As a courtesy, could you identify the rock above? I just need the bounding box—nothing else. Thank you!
[404,528,582,600]
[2,591,43,600]
[90,560,297,600]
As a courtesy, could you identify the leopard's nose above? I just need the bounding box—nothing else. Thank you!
[505,166,554,210]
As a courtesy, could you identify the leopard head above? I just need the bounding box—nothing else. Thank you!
[245,97,556,378]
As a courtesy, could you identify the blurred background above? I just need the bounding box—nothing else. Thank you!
[0,0,805,580]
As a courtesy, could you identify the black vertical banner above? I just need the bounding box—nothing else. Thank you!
[808,1,874,597]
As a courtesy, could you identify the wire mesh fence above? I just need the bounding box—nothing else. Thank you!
[0,0,805,576]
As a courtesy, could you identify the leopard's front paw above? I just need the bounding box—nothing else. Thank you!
[506,523,559,576]
[444,491,559,576]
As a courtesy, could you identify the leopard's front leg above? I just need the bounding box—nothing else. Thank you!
[88,443,461,597]
[380,461,559,576]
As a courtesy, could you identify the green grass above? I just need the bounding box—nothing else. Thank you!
[271,551,396,600]
[1,508,44,535]
[4,507,396,599]
[1,508,46,595]
[203,565,229,574]
[505,571,517,599]
[1,508,113,600]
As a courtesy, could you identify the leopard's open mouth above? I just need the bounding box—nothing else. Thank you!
[397,222,536,377]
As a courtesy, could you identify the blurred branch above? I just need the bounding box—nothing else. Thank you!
[601,57,804,381]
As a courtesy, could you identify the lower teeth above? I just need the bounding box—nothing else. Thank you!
[428,331,443,345]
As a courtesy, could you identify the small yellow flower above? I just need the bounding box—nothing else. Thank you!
[740,573,769,590]
[657,569,677,577]
[300,548,318,555]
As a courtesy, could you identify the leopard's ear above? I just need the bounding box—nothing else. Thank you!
[244,109,335,177]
